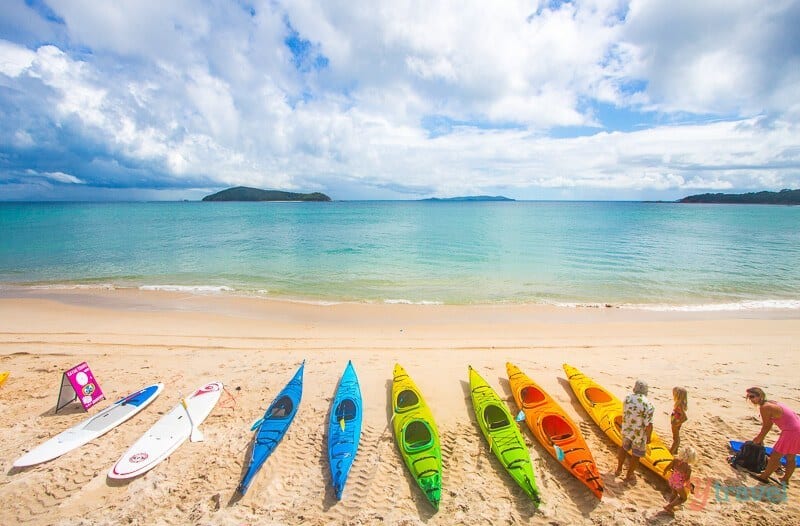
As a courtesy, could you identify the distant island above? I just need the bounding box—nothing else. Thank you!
[202,186,331,202]
[420,196,515,202]
[679,189,800,205]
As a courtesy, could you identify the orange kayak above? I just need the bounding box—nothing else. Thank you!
[562,364,673,481]
[506,363,604,499]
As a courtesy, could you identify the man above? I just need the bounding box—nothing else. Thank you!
[616,379,654,481]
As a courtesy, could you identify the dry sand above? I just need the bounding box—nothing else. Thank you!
[0,288,798,525]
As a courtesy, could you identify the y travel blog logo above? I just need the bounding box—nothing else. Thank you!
[689,477,788,511]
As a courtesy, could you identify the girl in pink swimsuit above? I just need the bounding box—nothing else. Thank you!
[664,446,696,514]
[670,387,688,454]
[747,386,800,485]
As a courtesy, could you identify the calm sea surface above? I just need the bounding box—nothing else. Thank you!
[1,201,798,309]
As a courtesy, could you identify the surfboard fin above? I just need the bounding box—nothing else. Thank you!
[182,398,204,442]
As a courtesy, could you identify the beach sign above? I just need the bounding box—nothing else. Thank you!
[55,362,105,413]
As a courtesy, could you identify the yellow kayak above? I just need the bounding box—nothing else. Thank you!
[391,364,442,510]
[562,364,673,481]
[0,371,8,387]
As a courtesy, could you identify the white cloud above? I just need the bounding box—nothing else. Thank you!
[12,130,34,147]
[25,169,85,184]
[1,1,799,200]
[0,39,36,77]
[45,171,84,184]
[621,0,800,116]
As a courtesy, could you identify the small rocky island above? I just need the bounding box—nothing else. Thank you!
[202,186,331,202]
[420,196,515,202]
[679,189,799,205]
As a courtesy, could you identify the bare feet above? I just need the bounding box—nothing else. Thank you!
[614,467,623,477]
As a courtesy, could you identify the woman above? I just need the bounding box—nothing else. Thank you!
[746,387,800,485]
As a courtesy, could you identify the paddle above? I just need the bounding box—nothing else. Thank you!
[181,398,204,442]
[250,417,264,431]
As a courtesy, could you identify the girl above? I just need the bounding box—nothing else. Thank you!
[664,446,696,514]
[670,387,688,454]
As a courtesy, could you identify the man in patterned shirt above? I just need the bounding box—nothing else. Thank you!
[615,379,654,482]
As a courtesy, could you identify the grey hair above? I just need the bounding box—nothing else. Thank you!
[633,379,649,395]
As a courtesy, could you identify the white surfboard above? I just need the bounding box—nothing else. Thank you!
[108,381,222,479]
[13,383,164,468]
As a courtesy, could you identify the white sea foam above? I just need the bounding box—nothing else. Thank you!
[619,299,800,312]
[28,283,118,290]
[551,299,800,311]
[383,299,443,305]
[138,285,234,293]
[551,302,615,309]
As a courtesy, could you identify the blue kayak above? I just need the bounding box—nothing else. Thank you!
[237,361,304,495]
[328,361,363,500]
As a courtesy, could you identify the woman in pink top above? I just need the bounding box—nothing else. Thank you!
[747,387,800,485]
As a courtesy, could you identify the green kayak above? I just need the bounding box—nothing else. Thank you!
[469,366,540,505]
[392,364,442,510]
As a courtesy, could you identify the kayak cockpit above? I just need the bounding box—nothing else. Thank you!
[585,387,612,405]
[542,414,573,442]
[335,398,357,422]
[521,386,545,405]
[403,420,433,452]
[396,389,419,411]
[484,405,511,430]
[270,396,294,418]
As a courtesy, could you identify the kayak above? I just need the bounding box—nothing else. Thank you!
[237,361,304,495]
[506,363,603,499]
[391,363,442,511]
[0,371,8,387]
[328,361,363,500]
[469,366,540,505]
[14,383,163,467]
[562,364,673,481]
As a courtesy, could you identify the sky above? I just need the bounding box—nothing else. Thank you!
[0,0,799,201]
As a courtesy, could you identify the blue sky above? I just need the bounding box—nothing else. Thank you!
[0,0,798,201]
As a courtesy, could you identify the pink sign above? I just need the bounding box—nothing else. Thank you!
[56,362,105,412]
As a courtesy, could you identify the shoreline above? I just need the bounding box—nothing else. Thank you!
[1,289,799,525]
[3,282,800,316]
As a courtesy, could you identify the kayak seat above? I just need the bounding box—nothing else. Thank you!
[404,420,433,452]
[542,414,573,442]
[335,398,357,422]
[270,396,294,418]
[521,386,545,405]
[484,405,510,430]
[585,387,612,405]
[397,389,419,410]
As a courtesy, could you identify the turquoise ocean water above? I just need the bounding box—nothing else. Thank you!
[0,201,798,310]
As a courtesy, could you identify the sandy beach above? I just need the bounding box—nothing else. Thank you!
[1,288,799,525]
